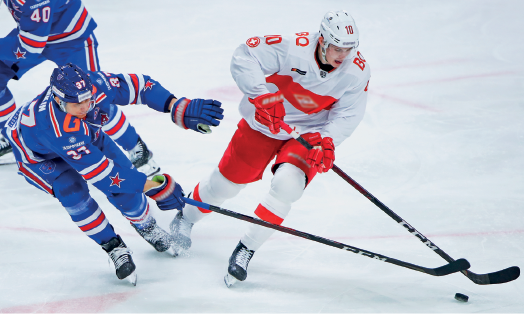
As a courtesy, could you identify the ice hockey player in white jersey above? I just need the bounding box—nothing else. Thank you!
[170,10,370,286]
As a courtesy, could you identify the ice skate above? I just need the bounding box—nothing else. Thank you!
[224,241,255,287]
[128,136,160,178]
[169,210,194,256]
[131,217,176,256]
[0,134,15,165]
[101,235,137,285]
[0,135,12,157]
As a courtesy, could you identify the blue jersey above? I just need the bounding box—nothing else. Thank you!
[4,71,174,194]
[1,0,96,61]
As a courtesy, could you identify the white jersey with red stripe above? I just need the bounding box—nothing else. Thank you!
[0,0,96,60]
[231,32,370,146]
[3,71,174,194]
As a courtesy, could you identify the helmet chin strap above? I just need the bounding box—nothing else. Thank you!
[320,40,329,64]
[53,95,68,112]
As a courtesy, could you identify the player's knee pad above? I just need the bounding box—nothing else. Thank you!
[269,163,306,204]
[200,167,246,203]
[185,168,247,223]
[53,169,90,208]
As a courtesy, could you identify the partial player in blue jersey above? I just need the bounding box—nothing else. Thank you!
[2,64,224,285]
[0,0,160,177]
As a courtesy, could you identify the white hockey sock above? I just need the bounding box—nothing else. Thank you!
[241,164,306,251]
[183,203,208,224]
[241,193,290,251]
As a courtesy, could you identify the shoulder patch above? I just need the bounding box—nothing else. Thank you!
[246,37,260,48]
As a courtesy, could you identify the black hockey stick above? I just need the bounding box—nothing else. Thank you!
[182,197,470,277]
[280,122,520,285]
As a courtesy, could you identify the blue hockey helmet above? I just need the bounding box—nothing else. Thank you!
[50,63,95,112]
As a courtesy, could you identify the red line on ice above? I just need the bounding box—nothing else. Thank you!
[368,90,441,112]
[0,291,137,313]
[267,229,524,242]
[0,225,136,237]
[206,86,244,102]
[381,71,516,89]
[375,58,469,71]
[2,224,523,241]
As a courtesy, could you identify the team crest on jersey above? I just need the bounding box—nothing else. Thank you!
[13,48,26,59]
[39,161,56,174]
[68,136,77,144]
[94,129,101,141]
[291,68,307,75]
[320,70,327,78]
[93,107,100,120]
[100,113,109,125]
[294,94,319,109]
[246,37,260,48]
[110,173,125,188]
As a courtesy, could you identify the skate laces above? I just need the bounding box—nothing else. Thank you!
[108,246,133,269]
[235,247,254,269]
[0,136,10,149]
[129,139,153,168]
[129,141,145,162]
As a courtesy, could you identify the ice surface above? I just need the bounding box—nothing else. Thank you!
[0,0,523,312]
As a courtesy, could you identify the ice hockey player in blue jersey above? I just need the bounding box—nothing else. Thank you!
[0,0,161,177]
[2,63,224,285]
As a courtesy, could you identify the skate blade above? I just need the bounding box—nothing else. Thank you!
[224,273,238,288]
[0,154,16,165]
[127,271,137,286]
[166,246,178,257]
[145,168,161,179]
[137,160,160,178]
[170,244,190,258]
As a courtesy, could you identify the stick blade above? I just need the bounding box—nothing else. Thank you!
[432,258,471,276]
[465,266,520,285]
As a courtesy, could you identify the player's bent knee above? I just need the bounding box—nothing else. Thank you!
[53,169,90,207]
[205,167,246,200]
[270,163,306,204]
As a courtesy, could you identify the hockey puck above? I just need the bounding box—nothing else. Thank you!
[454,293,469,302]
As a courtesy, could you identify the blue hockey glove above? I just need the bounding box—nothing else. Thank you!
[145,174,185,211]
[171,97,224,134]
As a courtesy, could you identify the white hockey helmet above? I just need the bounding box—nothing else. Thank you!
[319,10,359,61]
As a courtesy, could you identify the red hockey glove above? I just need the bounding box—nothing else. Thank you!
[320,137,335,173]
[305,133,335,173]
[251,92,285,134]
